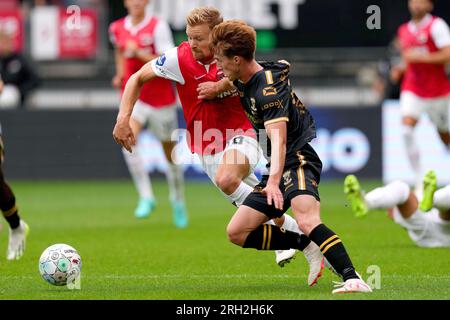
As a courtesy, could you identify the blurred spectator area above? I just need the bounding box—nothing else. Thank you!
[0,0,449,109]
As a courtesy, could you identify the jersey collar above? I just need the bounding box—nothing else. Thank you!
[408,14,432,33]
[124,14,152,35]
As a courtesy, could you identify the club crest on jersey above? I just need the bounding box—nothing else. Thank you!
[283,171,293,188]
[156,54,166,66]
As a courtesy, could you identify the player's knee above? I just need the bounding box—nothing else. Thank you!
[226,224,245,246]
[292,203,321,235]
[215,172,241,195]
[297,219,321,236]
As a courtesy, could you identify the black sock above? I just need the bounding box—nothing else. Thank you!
[0,179,20,229]
[4,209,20,229]
[243,224,311,250]
[309,224,358,281]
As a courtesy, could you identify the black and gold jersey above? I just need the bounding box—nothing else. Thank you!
[234,60,317,169]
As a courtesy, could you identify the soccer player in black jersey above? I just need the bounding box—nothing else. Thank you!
[207,20,372,293]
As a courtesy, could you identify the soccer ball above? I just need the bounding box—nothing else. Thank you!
[38,244,82,286]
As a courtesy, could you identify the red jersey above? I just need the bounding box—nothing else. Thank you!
[151,42,254,155]
[398,15,450,98]
[109,15,176,108]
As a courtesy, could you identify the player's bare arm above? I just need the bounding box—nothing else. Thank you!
[197,78,235,99]
[124,40,160,64]
[262,121,287,210]
[403,45,450,64]
[0,79,3,94]
[113,62,158,152]
[112,48,125,88]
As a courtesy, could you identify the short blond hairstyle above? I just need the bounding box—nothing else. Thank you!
[186,7,223,30]
[210,20,256,61]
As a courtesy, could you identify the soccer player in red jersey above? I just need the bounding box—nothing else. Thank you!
[397,0,450,192]
[113,7,325,285]
[109,0,187,227]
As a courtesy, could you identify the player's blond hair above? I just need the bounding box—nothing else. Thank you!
[186,7,223,30]
[210,20,256,61]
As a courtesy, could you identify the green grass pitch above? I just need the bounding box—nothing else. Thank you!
[0,179,448,300]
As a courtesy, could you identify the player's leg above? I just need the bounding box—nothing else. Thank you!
[215,136,306,267]
[427,95,450,151]
[161,140,187,228]
[268,215,298,267]
[122,101,155,218]
[400,92,422,192]
[151,105,187,228]
[359,178,416,218]
[291,194,371,293]
[0,138,28,260]
[433,184,450,215]
[227,204,311,252]
[215,146,253,207]
[288,147,371,293]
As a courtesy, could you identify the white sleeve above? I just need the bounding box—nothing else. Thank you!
[431,18,450,49]
[153,19,175,54]
[150,46,185,85]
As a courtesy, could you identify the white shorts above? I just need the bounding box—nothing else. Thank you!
[197,135,262,189]
[392,207,450,248]
[400,91,449,132]
[0,85,20,109]
[131,100,178,141]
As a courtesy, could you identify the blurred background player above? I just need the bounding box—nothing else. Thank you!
[344,171,450,248]
[397,0,450,194]
[109,0,187,227]
[0,76,29,260]
[0,30,39,109]
[373,37,404,101]
[113,7,324,283]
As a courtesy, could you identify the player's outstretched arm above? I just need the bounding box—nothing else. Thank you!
[112,62,158,152]
[403,45,450,65]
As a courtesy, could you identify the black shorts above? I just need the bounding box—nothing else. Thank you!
[243,144,322,219]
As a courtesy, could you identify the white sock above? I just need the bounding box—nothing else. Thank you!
[166,163,185,203]
[280,214,303,234]
[402,125,421,174]
[227,182,253,207]
[265,214,302,234]
[365,180,410,210]
[434,185,450,211]
[122,147,154,200]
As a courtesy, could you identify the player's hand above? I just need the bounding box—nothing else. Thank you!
[112,75,123,89]
[113,116,136,153]
[390,66,403,83]
[197,82,219,100]
[0,80,4,94]
[262,183,284,210]
[402,49,427,64]
[124,40,139,57]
